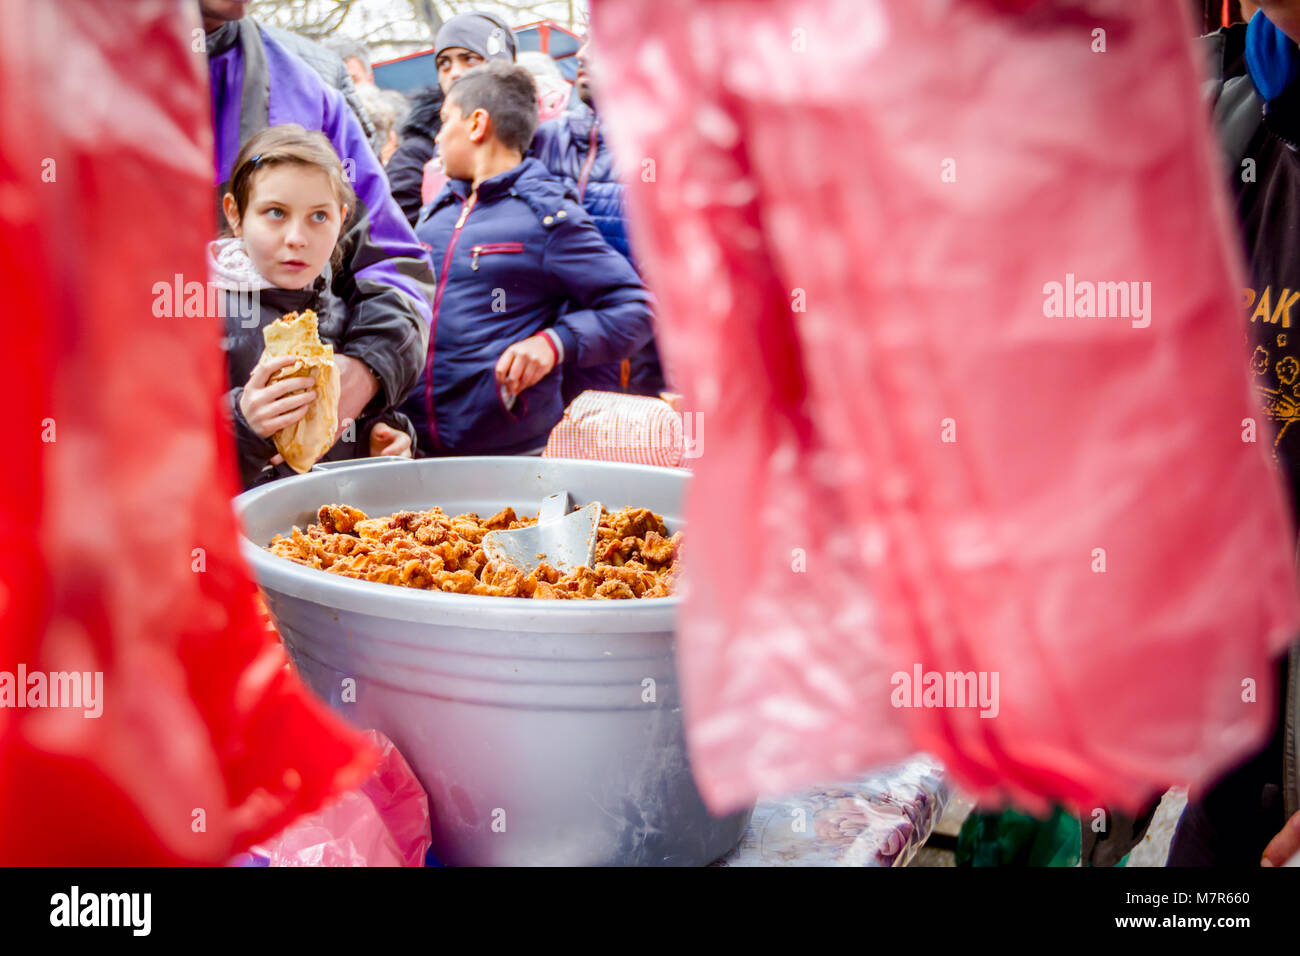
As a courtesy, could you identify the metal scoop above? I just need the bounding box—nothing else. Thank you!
[481,491,602,575]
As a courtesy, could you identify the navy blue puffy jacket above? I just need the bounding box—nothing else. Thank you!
[532,109,630,258]
[401,158,653,456]
[533,108,666,399]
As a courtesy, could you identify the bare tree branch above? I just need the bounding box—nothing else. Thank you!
[412,0,442,39]
[356,18,415,42]
[248,0,585,56]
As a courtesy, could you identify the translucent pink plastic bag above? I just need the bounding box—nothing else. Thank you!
[258,732,432,867]
[535,73,574,122]
[594,0,1300,814]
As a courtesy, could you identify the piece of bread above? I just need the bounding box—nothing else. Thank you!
[260,310,340,473]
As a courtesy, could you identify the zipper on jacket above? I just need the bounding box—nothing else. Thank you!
[577,117,600,201]
[424,191,477,450]
[471,242,525,270]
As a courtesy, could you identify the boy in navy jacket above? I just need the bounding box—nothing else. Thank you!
[400,61,654,456]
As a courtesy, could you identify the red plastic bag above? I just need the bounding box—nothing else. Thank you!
[0,0,376,864]
[256,731,432,867]
[594,0,1300,814]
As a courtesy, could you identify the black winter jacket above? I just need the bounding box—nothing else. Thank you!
[213,242,418,490]
[1200,21,1300,838]
[387,87,444,228]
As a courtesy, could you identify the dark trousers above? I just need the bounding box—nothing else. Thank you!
[1167,652,1290,866]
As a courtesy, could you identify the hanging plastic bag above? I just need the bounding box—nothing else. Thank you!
[593,0,1300,815]
[0,0,376,864]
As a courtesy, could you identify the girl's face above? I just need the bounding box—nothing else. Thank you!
[223,164,346,290]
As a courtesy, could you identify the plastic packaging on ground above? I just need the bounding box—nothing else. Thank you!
[715,756,948,867]
[593,0,1300,816]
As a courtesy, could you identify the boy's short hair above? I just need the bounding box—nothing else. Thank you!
[447,61,539,154]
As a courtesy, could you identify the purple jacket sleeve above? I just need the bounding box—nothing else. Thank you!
[543,213,654,368]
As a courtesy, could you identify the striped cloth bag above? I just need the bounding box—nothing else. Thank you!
[543,390,686,466]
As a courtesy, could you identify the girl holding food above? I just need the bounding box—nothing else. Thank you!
[209,123,418,488]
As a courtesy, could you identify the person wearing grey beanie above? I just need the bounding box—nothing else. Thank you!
[388,11,529,227]
[435,11,517,91]
[387,11,572,230]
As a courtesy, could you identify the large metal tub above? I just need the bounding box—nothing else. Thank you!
[235,456,750,866]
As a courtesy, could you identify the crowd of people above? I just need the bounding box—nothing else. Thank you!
[198,1,662,486]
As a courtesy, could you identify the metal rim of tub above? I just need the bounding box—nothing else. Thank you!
[234,456,686,634]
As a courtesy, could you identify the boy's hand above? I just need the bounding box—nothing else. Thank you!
[369,422,413,458]
[495,334,556,396]
[1261,809,1300,866]
[240,355,317,439]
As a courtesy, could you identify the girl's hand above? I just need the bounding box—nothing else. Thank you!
[495,334,556,396]
[369,422,413,458]
[240,354,317,439]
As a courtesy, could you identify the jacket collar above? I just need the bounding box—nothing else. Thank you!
[401,87,445,140]
[205,18,270,187]
[566,103,599,147]
[207,237,274,291]
[207,237,328,310]
[447,157,546,203]
[1246,11,1299,104]
[259,282,327,314]
[205,20,240,57]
